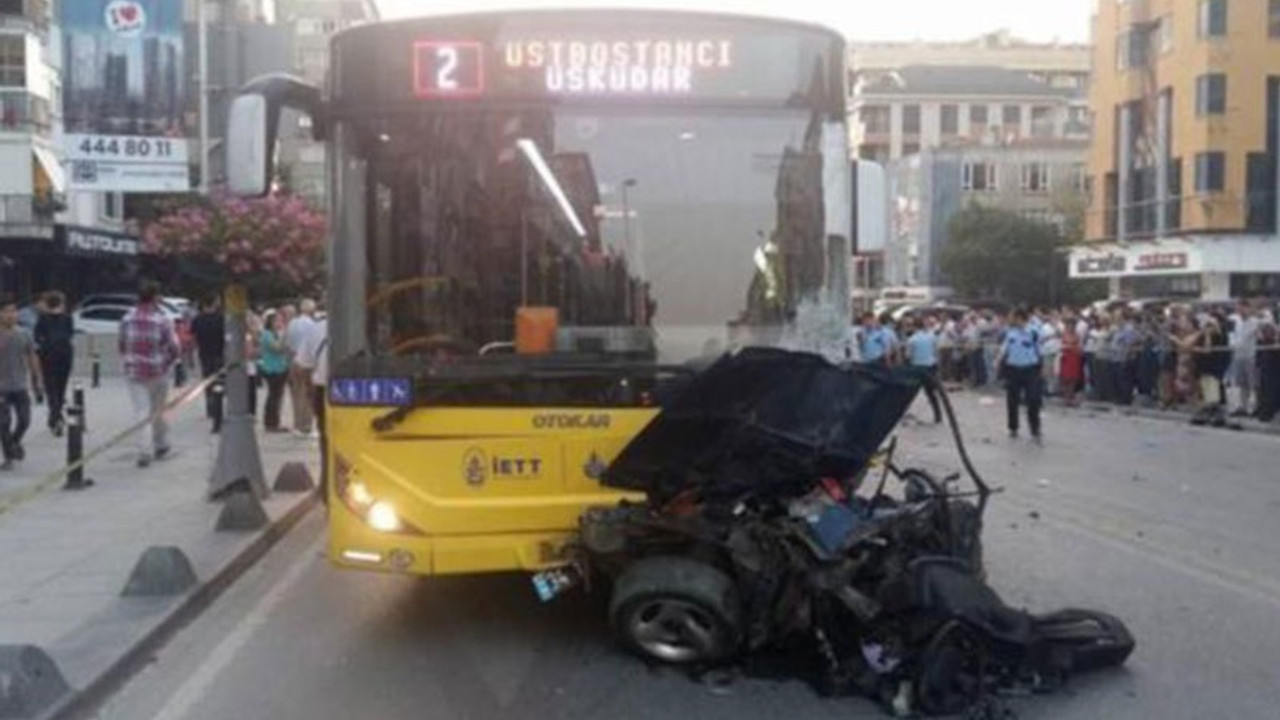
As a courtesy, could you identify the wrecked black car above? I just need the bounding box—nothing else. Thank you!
[569,348,1134,717]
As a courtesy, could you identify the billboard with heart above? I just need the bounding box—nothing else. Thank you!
[62,0,190,192]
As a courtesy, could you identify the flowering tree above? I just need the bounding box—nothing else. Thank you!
[143,192,327,500]
[143,192,326,297]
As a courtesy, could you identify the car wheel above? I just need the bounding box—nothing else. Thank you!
[609,556,741,664]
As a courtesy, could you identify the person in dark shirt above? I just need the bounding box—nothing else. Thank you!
[190,294,226,432]
[34,291,74,436]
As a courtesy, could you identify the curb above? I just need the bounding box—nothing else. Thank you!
[966,389,1280,437]
[38,491,320,720]
[1047,398,1280,437]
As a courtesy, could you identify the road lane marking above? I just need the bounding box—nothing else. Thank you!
[144,533,324,720]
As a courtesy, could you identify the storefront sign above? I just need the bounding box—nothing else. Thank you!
[61,226,140,256]
[1069,245,1201,278]
[1074,254,1126,276]
[1133,252,1188,272]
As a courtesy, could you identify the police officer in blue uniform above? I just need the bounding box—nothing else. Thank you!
[858,312,896,367]
[998,309,1044,442]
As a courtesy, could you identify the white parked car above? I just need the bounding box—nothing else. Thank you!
[77,294,185,321]
[72,304,133,335]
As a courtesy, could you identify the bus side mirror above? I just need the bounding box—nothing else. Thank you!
[227,94,273,197]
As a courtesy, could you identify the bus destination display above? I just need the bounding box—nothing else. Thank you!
[413,37,736,98]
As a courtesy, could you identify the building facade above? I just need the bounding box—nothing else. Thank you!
[848,33,1092,305]
[0,0,136,302]
[885,143,1089,289]
[1078,0,1280,300]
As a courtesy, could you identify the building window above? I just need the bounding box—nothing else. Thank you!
[940,104,959,135]
[962,162,998,192]
[1196,73,1227,115]
[1021,163,1052,194]
[902,104,921,134]
[1198,0,1227,38]
[1194,151,1225,192]
[902,142,921,157]
[1030,106,1054,138]
[969,105,989,134]
[1002,104,1022,127]
[1270,0,1280,37]
[860,104,891,134]
[0,36,24,87]
[1246,152,1275,230]
[1117,29,1149,69]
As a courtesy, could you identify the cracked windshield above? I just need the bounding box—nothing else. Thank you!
[3,1,1278,720]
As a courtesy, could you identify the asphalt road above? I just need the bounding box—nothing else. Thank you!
[94,392,1280,720]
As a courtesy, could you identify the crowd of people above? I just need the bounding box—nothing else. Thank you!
[178,294,329,442]
[854,298,1280,438]
[0,282,330,474]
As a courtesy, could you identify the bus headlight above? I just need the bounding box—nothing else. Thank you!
[334,454,425,536]
[367,501,401,533]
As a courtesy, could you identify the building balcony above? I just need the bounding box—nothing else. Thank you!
[0,0,49,29]
[0,192,61,239]
[0,90,52,135]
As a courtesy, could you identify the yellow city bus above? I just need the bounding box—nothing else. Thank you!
[225,9,866,578]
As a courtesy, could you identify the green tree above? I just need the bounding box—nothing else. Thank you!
[941,204,1070,307]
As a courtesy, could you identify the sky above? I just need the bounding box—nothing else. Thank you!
[375,0,1095,44]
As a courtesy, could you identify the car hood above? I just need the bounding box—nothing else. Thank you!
[602,348,926,504]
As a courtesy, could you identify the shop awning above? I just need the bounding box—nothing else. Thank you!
[32,145,65,195]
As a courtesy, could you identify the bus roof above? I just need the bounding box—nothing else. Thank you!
[334,8,845,46]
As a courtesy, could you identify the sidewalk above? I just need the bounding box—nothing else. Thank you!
[954,383,1280,437]
[0,372,320,719]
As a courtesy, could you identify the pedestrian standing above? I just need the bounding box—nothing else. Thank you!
[118,281,179,468]
[1059,318,1084,406]
[0,298,44,470]
[1039,312,1062,397]
[285,299,320,437]
[1229,301,1259,417]
[906,315,943,423]
[1111,313,1139,406]
[245,311,262,418]
[857,312,895,367]
[963,313,987,387]
[1169,315,1200,408]
[1084,315,1106,399]
[34,291,74,436]
[191,294,226,433]
[1255,319,1280,422]
[996,309,1043,443]
[175,306,196,387]
[310,317,330,503]
[259,311,290,432]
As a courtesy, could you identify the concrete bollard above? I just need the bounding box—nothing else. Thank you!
[215,485,269,532]
[0,645,71,719]
[272,462,315,493]
[122,546,198,597]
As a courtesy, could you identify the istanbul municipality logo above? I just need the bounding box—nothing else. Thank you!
[105,1,147,37]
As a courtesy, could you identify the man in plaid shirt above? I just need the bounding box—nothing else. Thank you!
[118,280,180,467]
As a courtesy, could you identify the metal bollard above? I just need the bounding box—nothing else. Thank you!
[91,351,101,389]
[73,383,86,435]
[63,384,93,491]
